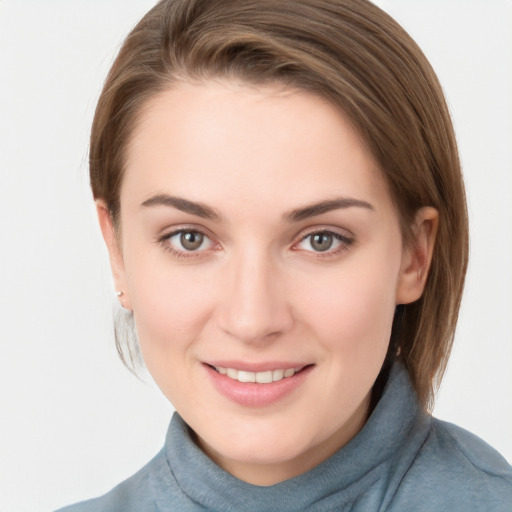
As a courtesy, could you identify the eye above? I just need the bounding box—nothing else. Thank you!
[159,229,216,256]
[295,230,353,255]
[309,232,335,252]
[176,231,206,251]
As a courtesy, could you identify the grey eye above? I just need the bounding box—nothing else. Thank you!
[310,233,333,252]
[180,231,204,251]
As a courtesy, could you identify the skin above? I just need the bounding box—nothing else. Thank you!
[98,80,438,486]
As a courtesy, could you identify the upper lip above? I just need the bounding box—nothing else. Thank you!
[203,361,312,372]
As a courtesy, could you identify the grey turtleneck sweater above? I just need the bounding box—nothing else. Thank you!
[57,364,512,511]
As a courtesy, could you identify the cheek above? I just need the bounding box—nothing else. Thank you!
[125,254,217,359]
[128,263,218,409]
[295,254,400,356]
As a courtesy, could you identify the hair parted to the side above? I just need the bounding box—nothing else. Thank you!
[90,0,468,410]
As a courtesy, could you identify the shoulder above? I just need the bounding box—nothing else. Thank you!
[55,450,167,512]
[389,417,512,511]
[432,419,512,478]
[423,418,512,485]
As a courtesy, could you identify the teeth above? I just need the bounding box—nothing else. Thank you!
[226,368,238,379]
[272,369,284,381]
[256,371,272,384]
[238,370,256,383]
[214,366,301,383]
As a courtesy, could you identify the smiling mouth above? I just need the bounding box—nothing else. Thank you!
[208,364,310,384]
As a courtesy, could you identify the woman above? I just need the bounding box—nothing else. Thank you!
[58,0,512,510]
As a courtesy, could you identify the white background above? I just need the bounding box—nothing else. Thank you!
[0,1,510,511]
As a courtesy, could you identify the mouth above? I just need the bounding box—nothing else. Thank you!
[207,364,309,384]
[203,362,314,407]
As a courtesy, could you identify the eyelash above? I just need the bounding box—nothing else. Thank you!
[156,228,354,260]
[156,227,216,259]
[293,230,354,258]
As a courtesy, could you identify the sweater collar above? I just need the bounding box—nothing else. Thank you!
[163,363,431,512]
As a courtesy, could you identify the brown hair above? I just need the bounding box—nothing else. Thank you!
[90,0,468,410]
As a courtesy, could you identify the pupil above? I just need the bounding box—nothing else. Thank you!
[181,231,203,250]
[312,233,333,251]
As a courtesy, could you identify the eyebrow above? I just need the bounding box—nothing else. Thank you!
[283,197,374,222]
[141,194,374,223]
[141,194,221,221]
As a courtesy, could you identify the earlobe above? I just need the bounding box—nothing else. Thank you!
[96,200,132,310]
[396,207,439,305]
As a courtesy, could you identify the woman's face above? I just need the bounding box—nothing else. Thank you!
[102,80,428,485]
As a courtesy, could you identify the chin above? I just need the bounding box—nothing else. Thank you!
[194,414,323,466]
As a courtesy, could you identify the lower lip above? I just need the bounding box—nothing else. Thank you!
[203,364,314,407]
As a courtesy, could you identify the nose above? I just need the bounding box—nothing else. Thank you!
[216,249,294,344]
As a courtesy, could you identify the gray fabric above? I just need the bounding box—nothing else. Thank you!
[57,364,512,511]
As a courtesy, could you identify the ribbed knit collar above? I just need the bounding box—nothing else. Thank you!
[158,363,431,512]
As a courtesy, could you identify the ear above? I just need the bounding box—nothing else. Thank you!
[396,207,439,305]
[96,200,132,311]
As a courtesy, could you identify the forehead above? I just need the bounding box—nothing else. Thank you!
[122,80,392,216]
